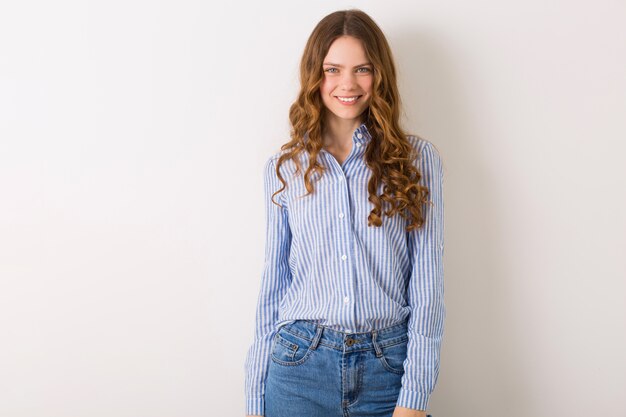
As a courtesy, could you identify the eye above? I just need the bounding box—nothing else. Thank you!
[324,67,338,73]
[357,67,372,73]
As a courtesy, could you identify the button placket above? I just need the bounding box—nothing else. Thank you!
[335,159,354,316]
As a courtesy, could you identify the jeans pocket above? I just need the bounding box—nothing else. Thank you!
[270,328,315,366]
[378,337,408,375]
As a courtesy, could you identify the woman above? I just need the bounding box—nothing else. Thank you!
[244,8,444,417]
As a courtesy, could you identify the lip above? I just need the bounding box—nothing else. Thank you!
[334,95,363,106]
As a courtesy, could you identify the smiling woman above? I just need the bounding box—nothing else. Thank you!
[321,40,373,109]
[244,8,444,417]
[320,35,374,163]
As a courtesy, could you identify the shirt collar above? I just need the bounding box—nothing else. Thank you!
[354,122,372,144]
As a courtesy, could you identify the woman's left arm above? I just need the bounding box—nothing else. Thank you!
[395,140,445,414]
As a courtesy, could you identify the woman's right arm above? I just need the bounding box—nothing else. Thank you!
[243,156,293,417]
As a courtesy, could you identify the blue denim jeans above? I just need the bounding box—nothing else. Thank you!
[265,319,433,417]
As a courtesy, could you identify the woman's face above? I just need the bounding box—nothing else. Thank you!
[320,35,373,124]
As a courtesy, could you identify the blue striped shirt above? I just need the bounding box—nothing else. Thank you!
[244,122,445,415]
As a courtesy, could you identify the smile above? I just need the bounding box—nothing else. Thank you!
[335,95,363,105]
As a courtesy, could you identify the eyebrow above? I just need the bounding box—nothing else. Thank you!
[323,62,372,68]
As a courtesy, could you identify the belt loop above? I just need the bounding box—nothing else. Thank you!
[310,324,323,350]
[371,329,383,357]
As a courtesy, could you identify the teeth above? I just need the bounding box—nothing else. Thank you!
[337,96,360,102]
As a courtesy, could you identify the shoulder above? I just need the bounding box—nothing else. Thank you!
[264,148,288,168]
[264,153,278,169]
[263,148,296,182]
[266,149,284,163]
[405,134,443,161]
[264,146,305,176]
[267,145,298,162]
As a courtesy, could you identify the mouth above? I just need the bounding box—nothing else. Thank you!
[334,95,363,105]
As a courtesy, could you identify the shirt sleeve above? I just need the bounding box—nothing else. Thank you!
[396,141,446,411]
[243,155,293,416]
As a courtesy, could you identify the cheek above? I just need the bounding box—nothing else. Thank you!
[360,77,373,93]
[319,79,334,104]
[320,77,333,95]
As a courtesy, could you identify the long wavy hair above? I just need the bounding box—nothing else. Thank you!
[272,8,431,232]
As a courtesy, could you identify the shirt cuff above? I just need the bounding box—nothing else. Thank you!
[396,388,430,411]
[246,395,264,416]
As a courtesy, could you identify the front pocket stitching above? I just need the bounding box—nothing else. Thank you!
[270,333,314,367]
[377,335,409,349]
[378,354,405,374]
[270,347,314,366]
[273,333,299,361]
[276,333,298,351]
[377,342,407,375]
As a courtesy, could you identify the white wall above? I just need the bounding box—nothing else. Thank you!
[1,1,624,416]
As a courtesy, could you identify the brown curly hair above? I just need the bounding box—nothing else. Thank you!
[271,8,431,232]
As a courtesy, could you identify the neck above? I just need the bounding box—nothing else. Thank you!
[322,113,364,149]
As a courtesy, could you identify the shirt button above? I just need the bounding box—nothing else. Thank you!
[357,133,363,139]
[341,254,347,261]
[339,212,344,218]
[344,296,349,304]
[356,142,361,147]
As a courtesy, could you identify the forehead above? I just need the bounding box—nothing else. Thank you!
[323,35,368,64]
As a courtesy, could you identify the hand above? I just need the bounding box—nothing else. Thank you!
[392,406,428,417]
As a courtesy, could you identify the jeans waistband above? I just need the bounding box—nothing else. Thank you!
[279,319,409,352]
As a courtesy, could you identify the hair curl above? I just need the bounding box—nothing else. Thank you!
[271,8,431,232]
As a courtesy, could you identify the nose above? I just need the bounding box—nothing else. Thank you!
[339,71,358,90]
